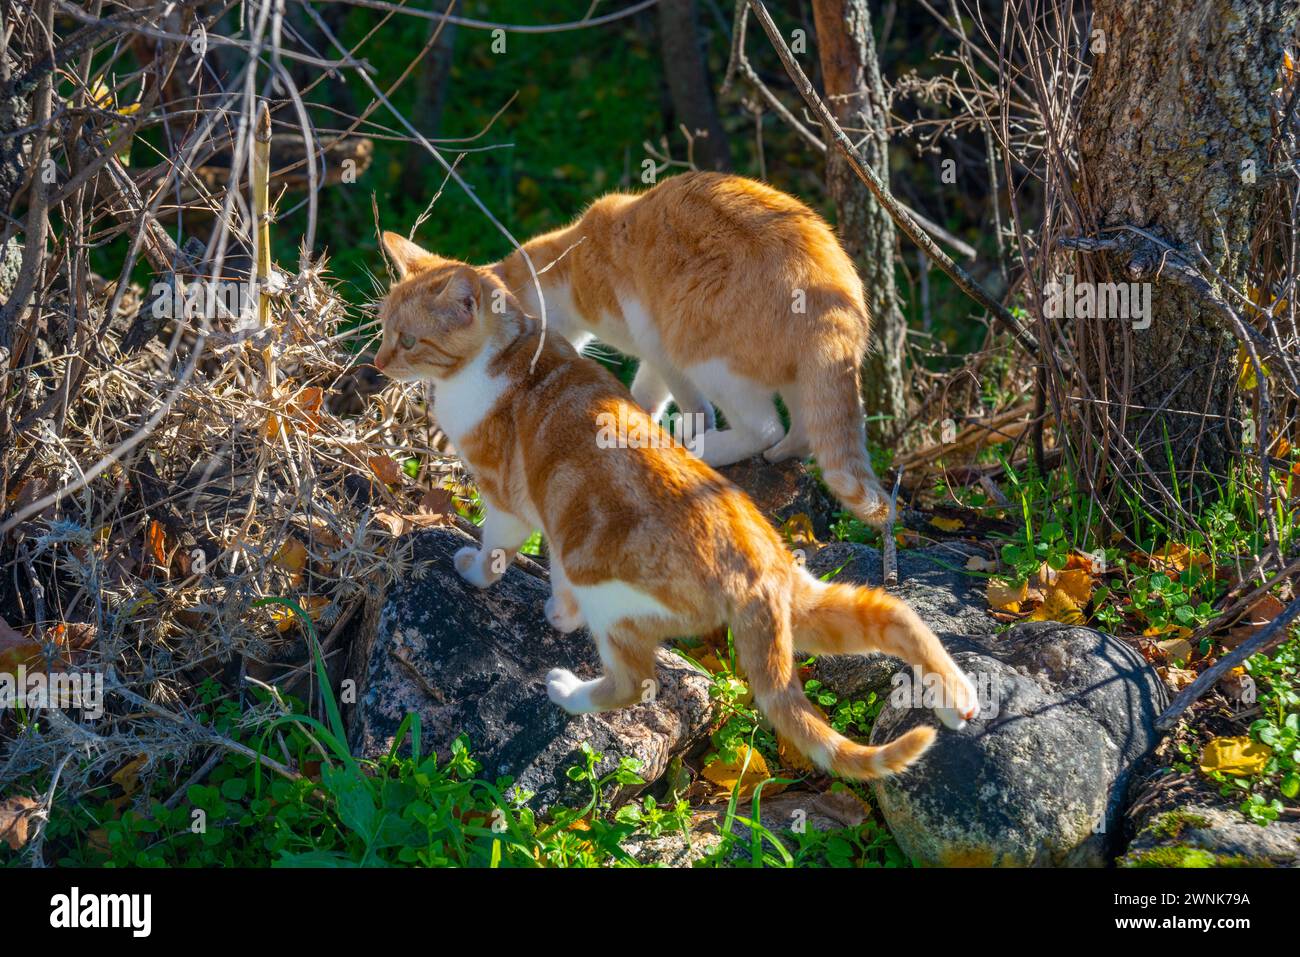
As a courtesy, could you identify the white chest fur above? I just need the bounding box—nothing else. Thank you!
[430,348,508,449]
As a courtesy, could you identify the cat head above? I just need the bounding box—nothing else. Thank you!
[374,232,492,381]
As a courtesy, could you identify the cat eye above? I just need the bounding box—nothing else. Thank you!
[399,333,416,349]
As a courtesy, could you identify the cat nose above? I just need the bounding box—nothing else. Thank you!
[373,351,387,371]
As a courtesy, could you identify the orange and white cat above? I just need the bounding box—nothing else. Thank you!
[374,233,978,780]
[439,171,892,525]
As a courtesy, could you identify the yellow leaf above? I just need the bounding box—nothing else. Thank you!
[987,578,1028,613]
[930,516,964,532]
[266,596,329,633]
[777,734,815,773]
[695,651,727,675]
[1199,736,1271,777]
[1146,542,1210,575]
[780,513,818,549]
[1237,345,1268,391]
[701,744,776,799]
[273,537,308,587]
[1159,665,1197,690]
[1054,568,1094,606]
[1028,587,1085,625]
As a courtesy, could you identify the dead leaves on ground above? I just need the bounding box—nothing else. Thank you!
[0,616,96,673]
[0,796,41,851]
[984,550,1100,623]
[264,385,324,442]
[700,744,780,801]
[373,486,458,537]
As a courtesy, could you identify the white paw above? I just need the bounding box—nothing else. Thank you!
[546,668,587,714]
[935,672,980,730]
[454,546,492,588]
[545,593,585,633]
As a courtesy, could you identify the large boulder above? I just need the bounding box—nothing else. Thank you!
[346,527,715,813]
[870,621,1167,866]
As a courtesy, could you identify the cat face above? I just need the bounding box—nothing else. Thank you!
[375,232,487,381]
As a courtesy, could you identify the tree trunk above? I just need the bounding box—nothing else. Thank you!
[1076,0,1297,505]
[657,0,731,171]
[812,0,907,445]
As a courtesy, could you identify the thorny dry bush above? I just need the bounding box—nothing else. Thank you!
[0,0,481,809]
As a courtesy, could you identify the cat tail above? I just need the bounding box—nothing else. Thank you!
[732,586,936,781]
[797,331,891,526]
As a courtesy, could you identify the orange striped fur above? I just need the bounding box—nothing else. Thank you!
[444,171,892,525]
[374,237,978,780]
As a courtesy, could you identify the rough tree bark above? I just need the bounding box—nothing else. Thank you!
[1076,0,1298,502]
[657,0,732,171]
[812,0,907,444]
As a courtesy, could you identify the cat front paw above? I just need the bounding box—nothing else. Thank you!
[934,671,980,730]
[544,591,585,633]
[546,668,589,714]
[454,546,496,588]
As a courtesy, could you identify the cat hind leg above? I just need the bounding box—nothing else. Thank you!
[685,361,785,467]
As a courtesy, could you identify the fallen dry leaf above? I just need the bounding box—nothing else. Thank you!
[1053,568,1095,606]
[987,578,1029,613]
[929,515,964,533]
[1028,587,1086,625]
[0,616,41,672]
[780,513,818,550]
[368,455,404,486]
[894,528,921,548]
[373,508,456,537]
[1145,542,1211,576]
[0,796,41,851]
[701,744,780,800]
[146,519,171,571]
[777,733,815,773]
[273,537,309,587]
[1158,664,1197,690]
[266,595,330,633]
[965,554,997,573]
[1224,593,1285,650]
[1199,736,1271,777]
[1155,637,1194,663]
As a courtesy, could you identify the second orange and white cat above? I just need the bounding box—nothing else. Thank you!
[426,171,893,526]
[374,235,978,780]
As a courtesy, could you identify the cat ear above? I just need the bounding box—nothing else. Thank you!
[381,231,433,280]
[439,269,482,326]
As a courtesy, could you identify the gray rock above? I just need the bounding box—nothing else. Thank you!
[1122,799,1300,867]
[868,621,1167,866]
[806,542,997,701]
[346,527,715,813]
[719,455,839,539]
